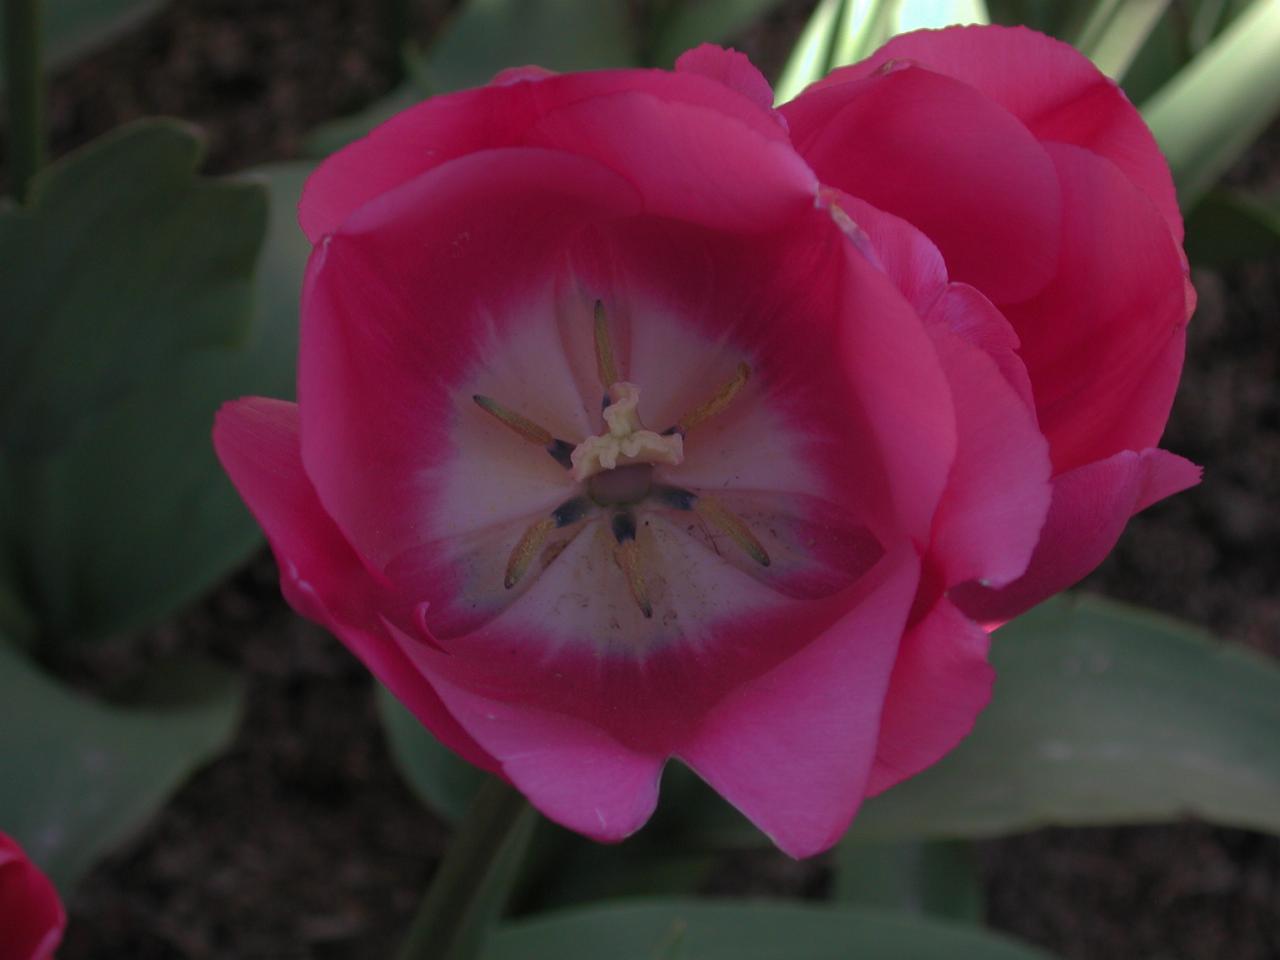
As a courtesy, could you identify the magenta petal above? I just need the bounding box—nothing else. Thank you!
[389,628,664,842]
[928,325,1051,589]
[675,44,778,115]
[528,91,816,231]
[0,832,64,960]
[1008,144,1189,473]
[866,597,993,795]
[785,65,1061,303]
[952,448,1202,624]
[299,149,639,568]
[677,546,921,858]
[831,192,948,316]
[212,398,498,773]
[301,66,796,240]
[829,24,1183,245]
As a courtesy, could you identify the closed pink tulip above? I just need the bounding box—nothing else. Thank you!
[0,833,64,960]
[215,28,1196,857]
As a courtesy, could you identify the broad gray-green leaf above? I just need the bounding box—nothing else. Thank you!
[0,0,167,86]
[2,161,307,644]
[1184,187,1280,266]
[377,683,487,823]
[850,594,1280,840]
[0,120,266,455]
[423,0,634,93]
[650,0,782,68]
[835,839,984,922]
[1143,0,1280,208]
[0,640,243,890]
[486,900,1056,960]
[304,82,425,157]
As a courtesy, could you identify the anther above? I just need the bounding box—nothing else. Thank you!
[668,362,751,435]
[504,517,555,589]
[694,496,771,567]
[611,511,653,618]
[654,485,698,511]
[593,300,619,393]
[474,394,576,470]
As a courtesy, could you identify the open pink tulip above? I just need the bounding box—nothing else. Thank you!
[0,832,65,960]
[215,27,1196,857]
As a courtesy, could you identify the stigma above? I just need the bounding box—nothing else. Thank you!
[569,382,684,482]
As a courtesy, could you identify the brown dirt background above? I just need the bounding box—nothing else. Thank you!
[1,0,1277,956]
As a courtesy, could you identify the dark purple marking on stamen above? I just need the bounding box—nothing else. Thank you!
[546,439,575,469]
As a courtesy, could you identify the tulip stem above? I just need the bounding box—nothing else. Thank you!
[396,776,537,960]
[3,0,45,202]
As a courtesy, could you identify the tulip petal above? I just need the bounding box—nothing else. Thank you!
[0,833,65,960]
[298,149,639,568]
[395,636,666,842]
[678,546,921,858]
[826,24,1183,244]
[784,64,1061,303]
[1007,143,1189,473]
[675,44,777,115]
[866,596,994,795]
[212,398,498,772]
[952,448,1202,624]
[301,65,795,241]
[927,324,1051,590]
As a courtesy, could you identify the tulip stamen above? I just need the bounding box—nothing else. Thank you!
[504,497,596,589]
[693,495,770,567]
[593,300,620,399]
[611,511,652,618]
[473,394,575,469]
[665,362,750,436]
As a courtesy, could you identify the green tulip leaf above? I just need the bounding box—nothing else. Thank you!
[0,120,266,455]
[1,160,308,644]
[834,839,984,922]
[775,0,988,104]
[851,593,1280,840]
[0,640,243,891]
[1183,187,1280,267]
[0,0,168,86]
[649,0,782,68]
[486,900,1056,960]
[377,683,488,824]
[1143,0,1280,208]
[422,0,634,93]
[1075,0,1171,81]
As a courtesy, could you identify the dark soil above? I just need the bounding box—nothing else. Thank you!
[3,1,1278,957]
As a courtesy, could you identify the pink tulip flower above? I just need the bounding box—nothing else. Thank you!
[0,832,64,960]
[215,28,1197,857]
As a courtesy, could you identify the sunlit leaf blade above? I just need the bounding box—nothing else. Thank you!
[851,594,1280,841]
[0,162,307,644]
[1142,0,1280,209]
[0,0,167,87]
[649,0,782,68]
[835,840,984,922]
[422,0,634,93]
[486,900,1057,959]
[1184,187,1280,266]
[1075,0,1170,80]
[774,0,843,104]
[0,120,266,455]
[0,640,243,891]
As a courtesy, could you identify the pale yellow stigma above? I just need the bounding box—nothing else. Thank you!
[570,382,684,482]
